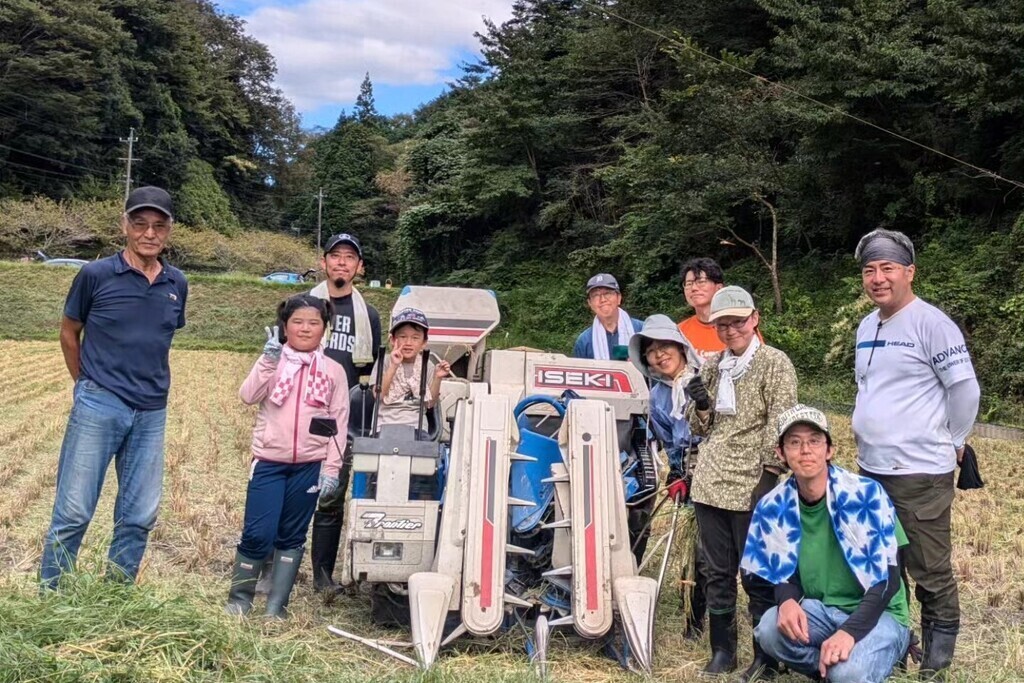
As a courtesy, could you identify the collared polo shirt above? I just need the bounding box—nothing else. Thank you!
[64,252,188,410]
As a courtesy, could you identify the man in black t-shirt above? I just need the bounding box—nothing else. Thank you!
[308,233,381,593]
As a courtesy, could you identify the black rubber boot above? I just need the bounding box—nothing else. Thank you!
[919,620,958,679]
[311,456,350,594]
[310,510,343,594]
[701,611,738,676]
[738,636,780,682]
[685,574,707,640]
[224,551,264,616]
[264,547,304,619]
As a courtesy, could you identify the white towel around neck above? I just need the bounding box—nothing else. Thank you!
[715,337,761,415]
[591,308,635,360]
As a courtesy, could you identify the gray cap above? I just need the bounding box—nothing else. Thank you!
[586,273,620,294]
[777,404,831,444]
[708,285,755,322]
[628,314,699,380]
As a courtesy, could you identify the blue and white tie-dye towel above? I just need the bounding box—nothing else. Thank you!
[740,464,899,591]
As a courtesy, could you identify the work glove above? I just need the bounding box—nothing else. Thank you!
[263,325,283,361]
[685,375,711,411]
[665,468,689,503]
[318,475,340,502]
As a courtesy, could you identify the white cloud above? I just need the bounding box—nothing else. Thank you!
[239,0,513,110]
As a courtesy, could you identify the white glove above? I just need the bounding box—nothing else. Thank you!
[263,325,283,360]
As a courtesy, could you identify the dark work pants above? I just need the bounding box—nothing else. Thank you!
[310,446,353,577]
[238,460,319,559]
[694,502,775,624]
[861,470,959,625]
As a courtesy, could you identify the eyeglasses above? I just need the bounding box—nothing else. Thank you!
[327,251,360,263]
[588,291,618,302]
[683,277,713,290]
[714,316,752,332]
[128,219,171,234]
[645,343,677,359]
[783,435,828,449]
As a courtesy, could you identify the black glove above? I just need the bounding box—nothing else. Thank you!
[685,375,711,411]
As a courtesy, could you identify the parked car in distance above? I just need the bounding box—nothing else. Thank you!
[262,269,317,285]
[42,258,89,269]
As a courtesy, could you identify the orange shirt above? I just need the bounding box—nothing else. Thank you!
[678,315,764,364]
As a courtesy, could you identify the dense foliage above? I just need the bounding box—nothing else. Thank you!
[4,0,1024,418]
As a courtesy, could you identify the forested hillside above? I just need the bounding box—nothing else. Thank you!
[4,0,1024,419]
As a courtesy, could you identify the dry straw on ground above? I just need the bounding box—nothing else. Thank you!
[1,340,1022,681]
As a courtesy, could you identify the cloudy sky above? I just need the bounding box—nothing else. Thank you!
[215,0,513,128]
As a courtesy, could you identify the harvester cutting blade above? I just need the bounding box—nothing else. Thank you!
[542,565,573,578]
[505,543,536,556]
[540,519,572,530]
[613,576,658,675]
[408,572,455,669]
[503,592,533,608]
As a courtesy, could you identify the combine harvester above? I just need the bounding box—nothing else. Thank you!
[327,286,679,676]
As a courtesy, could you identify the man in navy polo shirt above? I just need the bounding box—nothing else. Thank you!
[40,186,188,589]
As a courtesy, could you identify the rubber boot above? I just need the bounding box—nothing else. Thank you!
[685,574,707,640]
[264,547,304,619]
[310,512,343,594]
[919,621,958,680]
[701,611,738,676]
[254,552,274,595]
[224,551,264,616]
[738,636,780,682]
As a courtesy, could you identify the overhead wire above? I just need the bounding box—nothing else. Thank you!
[0,142,109,175]
[577,0,1024,192]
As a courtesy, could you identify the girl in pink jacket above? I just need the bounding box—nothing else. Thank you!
[225,294,349,618]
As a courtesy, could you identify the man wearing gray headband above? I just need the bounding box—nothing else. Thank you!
[851,228,980,678]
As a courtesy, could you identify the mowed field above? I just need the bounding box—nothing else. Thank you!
[1,340,1023,682]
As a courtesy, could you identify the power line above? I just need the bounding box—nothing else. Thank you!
[0,142,108,174]
[578,0,1024,191]
[0,159,86,180]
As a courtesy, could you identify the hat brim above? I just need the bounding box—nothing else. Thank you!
[324,238,362,257]
[390,320,429,334]
[628,329,687,379]
[777,419,831,445]
[707,306,754,322]
[586,284,620,294]
[126,203,173,219]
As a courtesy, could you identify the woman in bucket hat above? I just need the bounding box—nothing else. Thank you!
[629,314,701,501]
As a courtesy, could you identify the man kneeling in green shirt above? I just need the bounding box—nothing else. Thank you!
[739,405,910,683]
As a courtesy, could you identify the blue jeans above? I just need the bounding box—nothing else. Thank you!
[237,460,320,559]
[40,379,166,589]
[755,600,910,683]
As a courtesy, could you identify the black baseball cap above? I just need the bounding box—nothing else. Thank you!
[125,186,173,219]
[324,233,362,258]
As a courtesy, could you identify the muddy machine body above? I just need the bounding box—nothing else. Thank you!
[330,286,665,675]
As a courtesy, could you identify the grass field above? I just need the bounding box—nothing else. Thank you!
[0,262,401,353]
[1,341,1022,682]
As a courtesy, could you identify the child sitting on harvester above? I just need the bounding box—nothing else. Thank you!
[225,293,350,618]
[373,307,450,432]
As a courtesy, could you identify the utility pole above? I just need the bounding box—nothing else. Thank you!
[119,128,139,203]
[316,187,325,252]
